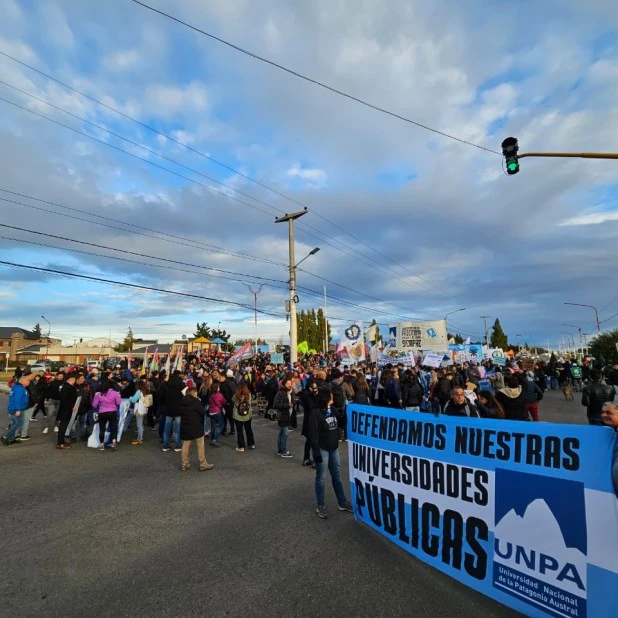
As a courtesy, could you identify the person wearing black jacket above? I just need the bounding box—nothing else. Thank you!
[162,371,185,452]
[273,379,293,458]
[45,371,65,427]
[308,388,353,519]
[29,374,48,421]
[301,380,319,466]
[220,370,237,436]
[401,372,423,411]
[56,373,78,449]
[582,369,615,425]
[443,387,480,418]
[495,376,529,421]
[179,388,214,472]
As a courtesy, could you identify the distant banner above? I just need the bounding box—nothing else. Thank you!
[226,342,254,367]
[338,321,365,364]
[376,350,416,368]
[449,343,484,364]
[347,404,618,618]
[389,320,448,352]
[422,353,447,368]
[270,352,284,365]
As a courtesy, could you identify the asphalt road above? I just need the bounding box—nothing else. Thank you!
[0,389,583,618]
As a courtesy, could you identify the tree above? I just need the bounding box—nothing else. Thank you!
[32,323,42,338]
[194,322,212,339]
[115,327,134,352]
[295,307,331,352]
[589,329,618,364]
[490,318,508,350]
[448,332,464,344]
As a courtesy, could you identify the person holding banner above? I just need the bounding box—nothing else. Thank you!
[307,388,353,519]
[600,402,618,494]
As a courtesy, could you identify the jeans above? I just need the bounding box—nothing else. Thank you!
[234,419,254,449]
[210,413,224,443]
[136,413,145,441]
[277,424,289,454]
[315,448,347,507]
[3,411,23,442]
[18,405,36,437]
[525,402,540,422]
[163,416,181,448]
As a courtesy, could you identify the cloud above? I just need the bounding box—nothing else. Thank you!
[103,49,142,72]
[560,212,618,226]
[286,163,327,188]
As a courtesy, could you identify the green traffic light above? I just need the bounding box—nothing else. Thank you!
[507,161,518,172]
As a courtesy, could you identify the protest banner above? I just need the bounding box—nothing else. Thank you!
[376,350,416,368]
[338,321,366,364]
[347,404,618,618]
[226,342,254,367]
[389,320,448,352]
[421,353,444,368]
[270,352,284,365]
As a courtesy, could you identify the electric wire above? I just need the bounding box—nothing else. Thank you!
[129,0,501,156]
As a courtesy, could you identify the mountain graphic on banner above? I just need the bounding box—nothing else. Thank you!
[495,498,587,596]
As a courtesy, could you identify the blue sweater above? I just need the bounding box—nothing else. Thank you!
[8,383,29,412]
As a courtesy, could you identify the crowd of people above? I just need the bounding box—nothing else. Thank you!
[3,348,618,507]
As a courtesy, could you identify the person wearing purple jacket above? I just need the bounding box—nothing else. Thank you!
[92,379,121,451]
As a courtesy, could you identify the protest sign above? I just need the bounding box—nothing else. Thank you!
[338,321,366,364]
[422,353,444,368]
[389,320,448,352]
[347,404,618,618]
[270,353,283,365]
[493,356,507,367]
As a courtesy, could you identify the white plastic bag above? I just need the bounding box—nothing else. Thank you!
[87,423,101,448]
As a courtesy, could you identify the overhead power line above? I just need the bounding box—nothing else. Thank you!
[0,259,285,317]
[0,52,448,299]
[130,0,500,156]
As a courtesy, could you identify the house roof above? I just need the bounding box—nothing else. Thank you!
[0,327,37,339]
[16,344,44,354]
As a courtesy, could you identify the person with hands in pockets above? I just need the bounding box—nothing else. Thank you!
[308,387,353,519]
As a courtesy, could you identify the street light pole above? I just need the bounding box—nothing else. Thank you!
[243,283,264,357]
[516,333,521,352]
[41,315,50,361]
[564,302,601,335]
[561,324,583,355]
[275,209,309,365]
[480,315,490,346]
[444,308,466,336]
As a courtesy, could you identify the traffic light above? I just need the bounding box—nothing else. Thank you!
[501,137,520,175]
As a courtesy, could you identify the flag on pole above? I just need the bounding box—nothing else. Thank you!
[164,347,172,376]
[226,342,254,367]
[142,346,149,372]
[127,349,132,368]
[150,348,159,372]
[174,346,184,372]
[298,341,309,354]
[365,324,378,343]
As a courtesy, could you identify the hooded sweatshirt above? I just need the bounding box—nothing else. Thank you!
[495,386,528,421]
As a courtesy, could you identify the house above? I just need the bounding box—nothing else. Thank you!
[0,327,59,363]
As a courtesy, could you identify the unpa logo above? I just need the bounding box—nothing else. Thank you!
[493,469,587,618]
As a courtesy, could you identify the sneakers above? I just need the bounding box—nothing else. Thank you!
[98,444,105,451]
[210,441,219,447]
[181,466,190,472]
[302,459,314,467]
[56,443,71,450]
[131,439,143,445]
[30,417,37,422]
[235,447,245,453]
[316,505,328,519]
[162,447,170,452]
[199,463,214,471]
[173,447,182,452]
[249,444,256,449]
[280,451,293,458]
[53,426,59,433]
[338,500,353,513]
[42,427,49,435]
[19,436,31,441]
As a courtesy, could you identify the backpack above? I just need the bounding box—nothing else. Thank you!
[237,399,250,417]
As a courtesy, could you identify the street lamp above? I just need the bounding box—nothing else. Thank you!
[564,302,601,334]
[41,315,50,361]
[444,308,466,336]
[243,283,265,357]
[296,246,320,268]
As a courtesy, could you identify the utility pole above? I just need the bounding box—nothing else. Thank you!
[480,316,490,346]
[323,285,328,354]
[274,209,312,365]
[516,333,521,352]
[243,283,264,357]
[41,315,50,361]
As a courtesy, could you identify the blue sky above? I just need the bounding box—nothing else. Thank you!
[1,0,618,348]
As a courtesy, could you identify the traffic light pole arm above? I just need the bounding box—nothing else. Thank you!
[517,152,618,160]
